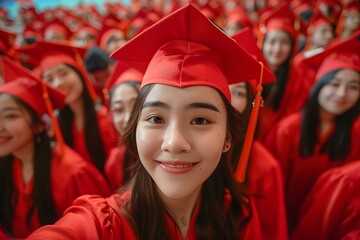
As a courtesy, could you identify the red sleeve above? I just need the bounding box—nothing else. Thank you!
[52,147,112,215]
[291,161,360,240]
[247,141,288,240]
[341,230,360,240]
[27,194,136,240]
[96,106,120,158]
[263,113,301,183]
[104,145,126,191]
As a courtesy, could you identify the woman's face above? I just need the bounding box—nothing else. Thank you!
[111,83,139,136]
[318,69,360,116]
[262,30,292,71]
[136,84,229,200]
[43,63,83,104]
[344,11,360,32]
[229,82,248,113]
[311,24,334,49]
[0,94,34,157]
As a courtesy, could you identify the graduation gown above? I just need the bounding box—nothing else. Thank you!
[7,145,111,238]
[291,160,360,240]
[27,191,263,240]
[264,112,360,230]
[104,144,127,191]
[247,141,288,240]
[72,106,118,164]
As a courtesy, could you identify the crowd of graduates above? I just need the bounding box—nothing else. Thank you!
[0,0,359,239]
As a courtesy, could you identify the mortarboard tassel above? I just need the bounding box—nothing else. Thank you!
[234,61,264,183]
[41,80,65,159]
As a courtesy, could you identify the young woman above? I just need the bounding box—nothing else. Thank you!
[103,62,143,190]
[27,4,276,239]
[20,41,118,173]
[0,57,111,238]
[229,29,288,240]
[256,3,301,141]
[264,36,360,232]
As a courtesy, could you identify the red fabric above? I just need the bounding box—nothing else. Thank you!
[247,141,288,240]
[104,144,127,191]
[27,192,262,240]
[341,230,360,240]
[71,106,118,164]
[291,160,360,240]
[264,113,360,230]
[7,145,111,238]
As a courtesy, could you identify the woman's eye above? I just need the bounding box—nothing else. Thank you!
[147,116,164,124]
[233,90,246,97]
[191,117,209,125]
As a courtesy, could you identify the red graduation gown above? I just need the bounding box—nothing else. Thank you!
[264,112,360,230]
[247,141,288,240]
[104,144,127,191]
[341,230,360,240]
[72,106,118,164]
[258,59,316,143]
[7,145,111,238]
[291,160,360,240]
[27,191,263,240]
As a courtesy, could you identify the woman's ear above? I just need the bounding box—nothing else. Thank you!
[223,140,232,153]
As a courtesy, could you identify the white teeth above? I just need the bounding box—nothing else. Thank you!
[162,163,194,168]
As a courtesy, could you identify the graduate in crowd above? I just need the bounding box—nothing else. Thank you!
[18,41,118,173]
[291,158,360,240]
[256,3,303,142]
[27,4,276,239]
[0,57,111,239]
[103,62,143,190]
[335,2,360,40]
[229,27,288,240]
[264,33,360,233]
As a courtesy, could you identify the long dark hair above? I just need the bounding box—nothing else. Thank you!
[262,31,295,111]
[0,95,56,235]
[57,64,106,172]
[110,81,141,186]
[120,84,251,239]
[300,70,360,161]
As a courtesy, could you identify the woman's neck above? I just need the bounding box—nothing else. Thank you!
[159,187,201,238]
[69,98,85,130]
[13,141,35,187]
[318,108,335,137]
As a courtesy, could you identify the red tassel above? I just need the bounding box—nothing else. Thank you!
[234,62,264,183]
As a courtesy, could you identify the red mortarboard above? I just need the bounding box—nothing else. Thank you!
[41,18,73,41]
[225,6,254,29]
[1,56,65,116]
[0,28,16,57]
[111,4,274,102]
[231,27,275,91]
[306,9,332,34]
[304,30,360,81]
[103,61,143,107]
[259,2,304,38]
[17,41,98,101]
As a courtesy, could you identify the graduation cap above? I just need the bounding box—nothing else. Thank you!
[258,2,304,40]
[41,18,73,41]
[111,3,274,102]
[17,41,98,102]
[1,56,66,152]
[0,28,17,60]
[304,30,360,82]
[111,4,275,182]
[306,9,332,35]
[103,61,143,107]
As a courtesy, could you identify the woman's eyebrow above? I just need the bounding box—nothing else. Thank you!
[142,101,220,112]
[142,101,170,109]
[185,102,220,112]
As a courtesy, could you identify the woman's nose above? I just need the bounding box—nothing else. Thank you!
[161,122,191,154]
